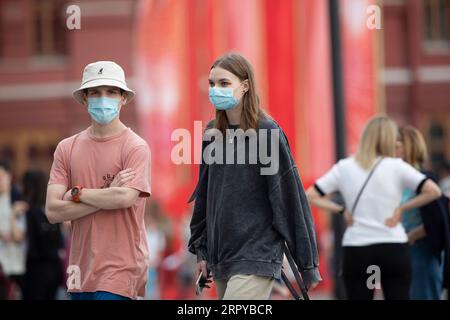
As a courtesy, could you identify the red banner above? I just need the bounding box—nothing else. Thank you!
[341,0,379,154]
[132,0,378,298]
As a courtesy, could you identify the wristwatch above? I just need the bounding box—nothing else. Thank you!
[71,186,84,203]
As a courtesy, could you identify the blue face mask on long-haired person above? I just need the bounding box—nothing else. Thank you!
[208,87,240,110]
[87,97,121,125]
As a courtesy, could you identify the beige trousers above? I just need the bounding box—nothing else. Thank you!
[215,274,275,300]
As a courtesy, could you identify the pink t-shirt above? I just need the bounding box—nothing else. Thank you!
[48,127,151,299]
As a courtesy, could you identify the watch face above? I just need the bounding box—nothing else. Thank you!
[71,188,79,196]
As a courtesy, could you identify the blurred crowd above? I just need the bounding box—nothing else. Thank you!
[0,160,220,300]
[0,123,449,300]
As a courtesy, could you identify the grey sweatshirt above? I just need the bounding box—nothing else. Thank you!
[188,117,321,287]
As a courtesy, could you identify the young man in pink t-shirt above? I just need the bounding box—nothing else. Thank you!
[46,61,151,300]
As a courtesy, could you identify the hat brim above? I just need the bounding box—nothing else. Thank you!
[72,78,135,105]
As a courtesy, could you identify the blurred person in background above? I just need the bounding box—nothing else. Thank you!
[22,169,64,300]
[0,159,26,299]
[144,201,166,300]
[398,126,450,299]
[188,53,321,300]
[177,210,198,299]
[306,115,442,300]
[438,162,450,198]
[45,61,151,300]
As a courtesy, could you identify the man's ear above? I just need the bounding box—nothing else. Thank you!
[82,93,88,105]
[121,93,128,106]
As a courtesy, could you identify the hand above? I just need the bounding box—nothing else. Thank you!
[385,207,404,228]
[110,168,136,188]
[306,281,319,291]
[407,230,418,245]
[407,226,426,245]
[12,201,28,217]
[343,209,354,227]
[196,260,212,289]
[63,189,72,201]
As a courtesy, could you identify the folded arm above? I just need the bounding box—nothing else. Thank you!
[78,187,140,210]
[46,184,100,224]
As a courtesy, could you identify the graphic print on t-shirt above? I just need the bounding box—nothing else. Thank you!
[101,173,115,189]
[48,127,152,298]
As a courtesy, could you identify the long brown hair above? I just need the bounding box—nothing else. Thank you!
[398,126,428,169]
[22,169,48,208]
[211,53,269,133]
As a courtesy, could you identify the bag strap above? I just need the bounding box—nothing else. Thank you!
[68,133,81,188]
[282,243,310,300]
[281,270,301,300]
[351,157,384,215]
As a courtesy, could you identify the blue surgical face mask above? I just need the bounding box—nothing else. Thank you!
[208,87,240,110]
[87,97,121,125]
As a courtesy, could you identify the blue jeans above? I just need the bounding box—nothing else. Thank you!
[409,239,443,300]
[70,291,131,300]
[145,267,159,300]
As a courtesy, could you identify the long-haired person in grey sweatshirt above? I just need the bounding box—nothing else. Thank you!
[306,116,442,300]
[188,53,321,300]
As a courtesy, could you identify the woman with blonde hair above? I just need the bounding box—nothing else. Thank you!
[306,115,441,300]
[397,126,446,299]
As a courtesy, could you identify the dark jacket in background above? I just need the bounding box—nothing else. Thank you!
[24,206,64,300]
[419,171,450,290]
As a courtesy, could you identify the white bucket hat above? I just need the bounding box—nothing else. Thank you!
[72,61,135,105]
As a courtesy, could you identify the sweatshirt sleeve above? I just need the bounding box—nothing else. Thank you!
[266,127,322,287]
[187,139,209,262]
